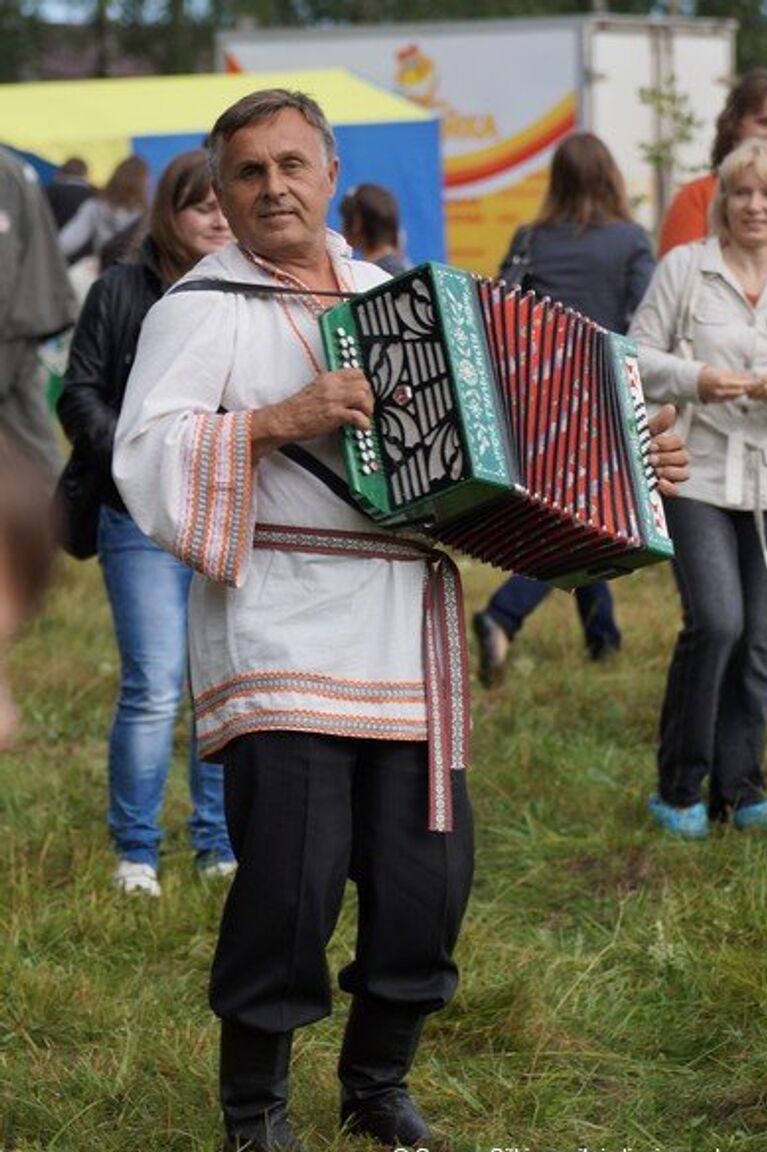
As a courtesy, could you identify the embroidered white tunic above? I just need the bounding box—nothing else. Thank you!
[113,233,431,760]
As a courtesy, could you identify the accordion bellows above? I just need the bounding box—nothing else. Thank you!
[320,262,673,588]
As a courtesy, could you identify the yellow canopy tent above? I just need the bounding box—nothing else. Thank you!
[1,67,444,260]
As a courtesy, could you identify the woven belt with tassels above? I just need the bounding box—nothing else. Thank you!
[252,524,470,832]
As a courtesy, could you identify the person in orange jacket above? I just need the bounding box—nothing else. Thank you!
[659,70,767,257]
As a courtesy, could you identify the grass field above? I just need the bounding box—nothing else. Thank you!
[3,553,767,1152]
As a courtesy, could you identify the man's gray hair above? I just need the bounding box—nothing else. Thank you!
[208,88,337,183]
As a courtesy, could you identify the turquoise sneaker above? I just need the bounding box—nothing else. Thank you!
[648,795,709,839]
[733,800,767,831]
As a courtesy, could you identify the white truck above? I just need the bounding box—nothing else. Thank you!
[217,14,736,274]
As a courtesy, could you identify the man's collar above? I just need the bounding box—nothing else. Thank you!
[326,227,353,259]
[239,227,353,272]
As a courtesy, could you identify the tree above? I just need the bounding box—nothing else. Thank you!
[697,0,767,75]
[0,1,760,82]
[0,1,45,82]
[638,76,703,217]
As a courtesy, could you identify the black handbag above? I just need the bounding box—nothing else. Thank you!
[52,449,103,560]
[498,225,534,291]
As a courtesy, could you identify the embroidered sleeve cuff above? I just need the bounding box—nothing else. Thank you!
[174,410,255,587]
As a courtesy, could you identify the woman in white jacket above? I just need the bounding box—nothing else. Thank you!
[630,137,767,838]
[59,154,149,266]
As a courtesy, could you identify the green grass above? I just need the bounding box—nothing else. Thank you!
[3,555,767,1152]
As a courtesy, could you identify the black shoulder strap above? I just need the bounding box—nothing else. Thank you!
[177,278,363,511]
[278,442,360,513]
[168,277,354,300]
[217,394,359,516]
[498,225,535,285]
[518,224,535,256]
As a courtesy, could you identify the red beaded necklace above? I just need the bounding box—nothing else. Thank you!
[239,245,352,374]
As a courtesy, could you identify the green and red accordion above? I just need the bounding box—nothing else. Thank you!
[320,262,673,588]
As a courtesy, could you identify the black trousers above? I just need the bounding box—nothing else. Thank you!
[209,731,475,1034]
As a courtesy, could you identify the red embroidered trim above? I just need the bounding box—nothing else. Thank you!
[199,708,428,760]
[196,668,424,708]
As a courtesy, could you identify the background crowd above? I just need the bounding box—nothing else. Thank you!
[2,62,767,1152]
[3,69,767,876]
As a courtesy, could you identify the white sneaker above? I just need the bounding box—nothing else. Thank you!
[198,858,237,880]
[114,860,161,897]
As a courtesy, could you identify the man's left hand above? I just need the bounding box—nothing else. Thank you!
[647,403,690,497]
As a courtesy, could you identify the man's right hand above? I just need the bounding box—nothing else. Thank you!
[250,369,374,457]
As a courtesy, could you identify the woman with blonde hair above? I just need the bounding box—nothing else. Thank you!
[58,153,150,265]
[474,131,655,684]
[630,136,767,838]
[57,149,235,894]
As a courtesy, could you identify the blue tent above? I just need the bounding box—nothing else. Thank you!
[1,144,57,185]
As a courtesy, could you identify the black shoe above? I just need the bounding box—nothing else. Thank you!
[221,1024,302,1152]
[223,1107,303,1151]
[341,1087,432,1148]
[339,998,448,1150]
[472,611,509,687]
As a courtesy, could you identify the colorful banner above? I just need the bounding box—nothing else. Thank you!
[221,23,581,273]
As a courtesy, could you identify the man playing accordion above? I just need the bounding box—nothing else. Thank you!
[113,88,688,1152]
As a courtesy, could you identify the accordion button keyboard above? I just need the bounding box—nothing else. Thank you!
[334,327,362,371]
[351,421,381,475]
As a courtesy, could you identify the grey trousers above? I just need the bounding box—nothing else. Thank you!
[659,496,767,813]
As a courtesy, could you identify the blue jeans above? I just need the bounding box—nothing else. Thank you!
[487,575,621,656]
[659,497,767,813]
[99,505,233,868]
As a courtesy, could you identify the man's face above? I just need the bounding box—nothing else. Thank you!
[215,109,339,266]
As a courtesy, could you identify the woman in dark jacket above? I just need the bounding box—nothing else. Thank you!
[339,182,411,276]
[58,150,235,896]
[474,131,655,685]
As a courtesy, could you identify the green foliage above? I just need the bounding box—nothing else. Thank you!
[698,0,767,76]
[4,555,767,1149]
[0,0,44,83]
[636,64,719,220]
[639,76,704,177]
[0,1,757,81]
